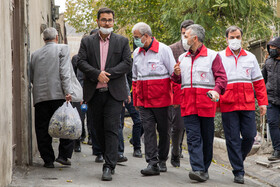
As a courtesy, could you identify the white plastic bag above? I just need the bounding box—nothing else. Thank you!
[48,102,82,139]
[69,62,83,102]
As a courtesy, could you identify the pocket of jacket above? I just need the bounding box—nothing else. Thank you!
[147,79,169,99]
[136,81,143,100]
[196,89,212,109]
[147,59,166,75]
[220,84,234,103]
[242,63,254,78]
[195,66,210,83]
[244,83,255,103]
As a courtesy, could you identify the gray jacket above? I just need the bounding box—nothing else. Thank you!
[262,57,280,105]
[30,42,72,105]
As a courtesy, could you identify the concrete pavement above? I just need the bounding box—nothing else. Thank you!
[9,118,271,187]
[213,138,280,187]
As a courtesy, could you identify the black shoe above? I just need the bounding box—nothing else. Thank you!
[43,162,54,168]
[159,161,167,172]
[74,140,81,152]
[95,154,104,163]
[133,149,142,158]
[118,154,128,162]
[204,171,209,180]
[171,154,180,167]
[74,145,81,152]
[180,153,184,158]
[80,136,86,143]
[268,150,280,161]
[102,167,112,181]
[141,164,160,176]
[55,157,71,166]
[179,147,184,158]
[189,171,207,182]
[234,175,244,184]
[87,138,92,145]
[111,169,115,175]
[129,138,134,145]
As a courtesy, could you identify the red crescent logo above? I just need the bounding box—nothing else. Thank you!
[246,69,250,76]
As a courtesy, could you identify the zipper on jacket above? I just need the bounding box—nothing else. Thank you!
[191,58,194,88]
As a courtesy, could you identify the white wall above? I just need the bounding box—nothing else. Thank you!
[0,0,13,186]
[29,0,53,54]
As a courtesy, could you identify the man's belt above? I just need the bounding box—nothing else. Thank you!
[96,87,108,92]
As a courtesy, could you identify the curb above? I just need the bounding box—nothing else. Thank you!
[213,137,261,156]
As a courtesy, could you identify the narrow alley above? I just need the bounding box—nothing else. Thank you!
[9,119,273,187]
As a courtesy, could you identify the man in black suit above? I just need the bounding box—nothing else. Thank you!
[77,8,132,181]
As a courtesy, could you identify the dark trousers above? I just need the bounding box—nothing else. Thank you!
[267,103,280,151]
[88,91,123,170]
[222,111,256,176]
[87,104,102,155]
[183,115,214,172]
[86,111,92,139]
[139,106,171,166]
[121,97,143,151]
[35,100,74,164]
[170,106,184,156]
[118,106,125,154]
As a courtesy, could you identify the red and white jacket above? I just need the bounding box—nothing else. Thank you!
[172,82,182,105]
[172,45,227,117]
[219,47,268,112]
[132,38,176,108]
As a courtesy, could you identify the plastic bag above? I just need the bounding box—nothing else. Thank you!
[69,62,83,102]
[48,102,82,139]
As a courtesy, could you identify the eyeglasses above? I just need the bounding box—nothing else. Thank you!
[99,18,114,24]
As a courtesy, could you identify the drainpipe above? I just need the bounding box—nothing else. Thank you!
[26,0,33,165]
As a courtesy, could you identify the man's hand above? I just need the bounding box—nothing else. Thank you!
[135,106,139,111]
[207,90,219,102]
[65,94,72,102]
[98,71,111,83]
[259,105,267,116]
[174,62,181,75]
[127,96,131,104]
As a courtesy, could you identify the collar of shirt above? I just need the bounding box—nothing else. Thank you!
[98,32,111,42]
[45,42,56,45]
[143,37,154,51]
[225,46,247,57]
[138,37,159,54]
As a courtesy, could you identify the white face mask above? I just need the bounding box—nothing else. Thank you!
[182,38,190,51]
[228,38,241,50]
[99,27,113,35]
[182,37,193,51]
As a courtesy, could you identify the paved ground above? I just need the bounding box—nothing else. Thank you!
[213,148,279,187]
[9,118,275,187]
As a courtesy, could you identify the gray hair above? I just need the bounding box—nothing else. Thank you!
[186,24,205,43]
[132,22,152,36]
[43,27,58,41]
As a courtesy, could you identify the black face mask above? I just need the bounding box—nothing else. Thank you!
[269,48,279,58]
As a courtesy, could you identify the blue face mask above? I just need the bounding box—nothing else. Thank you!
[134,36,145,48]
